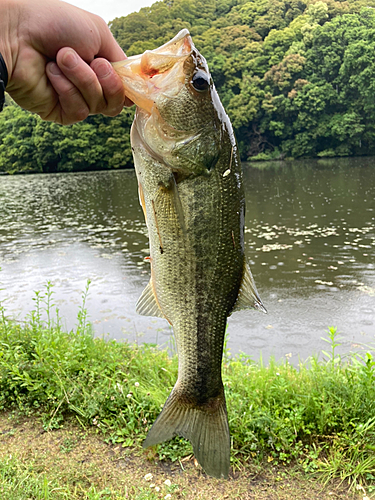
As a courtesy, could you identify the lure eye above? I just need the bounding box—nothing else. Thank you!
[191,70,210,92]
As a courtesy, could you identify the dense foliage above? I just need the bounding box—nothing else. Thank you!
[0,102,134,173]
[3,0,375,172]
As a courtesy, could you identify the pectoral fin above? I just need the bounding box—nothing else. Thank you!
[138,182,147,225]
[153,176,186,237]
[136,279,165,319]
[170,174,187,235]
[232,262,267,314]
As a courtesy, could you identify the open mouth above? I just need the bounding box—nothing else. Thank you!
[112,29,193,113]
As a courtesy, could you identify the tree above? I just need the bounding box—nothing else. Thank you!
[4,0,375,171]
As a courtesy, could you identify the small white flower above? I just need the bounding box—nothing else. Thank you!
[144,473,153,481]
[110,396,115,400]
[150,483,155,488]
[155,486,160,492]
[164,479,172,487]
[134,382,140,387]
[126,393,132,399]
[164,495,172,500]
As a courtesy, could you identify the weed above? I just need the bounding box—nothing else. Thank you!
[321,326,345,366]
[59,437,78,453]
[0,284,374,491]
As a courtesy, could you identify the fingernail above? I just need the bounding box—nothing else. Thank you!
[95,60,111,79]
[48,62,61,76]
[62,49,78,70]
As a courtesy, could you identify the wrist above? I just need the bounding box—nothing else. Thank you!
[0,52,6,110]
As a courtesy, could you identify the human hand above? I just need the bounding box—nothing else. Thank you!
[0,0,131,124]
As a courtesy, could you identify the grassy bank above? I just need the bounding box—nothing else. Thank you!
[0,412,364,500]
[0,282,375,497]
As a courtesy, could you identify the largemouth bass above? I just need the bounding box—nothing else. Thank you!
[113,30,265,479]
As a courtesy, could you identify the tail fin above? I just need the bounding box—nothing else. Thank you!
[143,387,230,479]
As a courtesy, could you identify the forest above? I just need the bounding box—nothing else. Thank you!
[2,0,375,173]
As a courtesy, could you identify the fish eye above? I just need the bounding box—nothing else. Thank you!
[191,70,210,92]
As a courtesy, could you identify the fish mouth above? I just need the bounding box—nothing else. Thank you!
[112,29,193,114]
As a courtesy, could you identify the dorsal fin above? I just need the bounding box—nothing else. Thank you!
[232,262,267,314]
[136,279,165,319]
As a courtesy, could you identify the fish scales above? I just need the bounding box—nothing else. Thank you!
[113,29,265,479]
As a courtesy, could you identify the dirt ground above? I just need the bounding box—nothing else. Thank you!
[0,412,365,499]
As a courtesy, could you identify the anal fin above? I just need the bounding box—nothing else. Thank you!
[136,279,165,319]
[232,262,267,314]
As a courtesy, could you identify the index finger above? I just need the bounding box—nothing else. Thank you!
[90,58,127,116]
[92,16,126,62]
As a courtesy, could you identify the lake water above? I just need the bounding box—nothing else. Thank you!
[1,157,374,363]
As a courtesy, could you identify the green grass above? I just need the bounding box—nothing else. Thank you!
[0,454,116,500]
[0,453,180,500]
[0,281,375,493]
